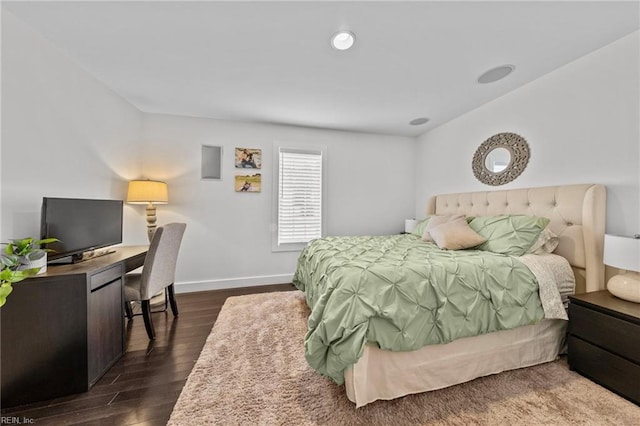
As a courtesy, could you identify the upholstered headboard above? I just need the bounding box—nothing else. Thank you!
[425,184,606,294]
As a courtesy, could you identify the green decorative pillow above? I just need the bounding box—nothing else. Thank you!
[469,215,551,256]
[411,217,430,237]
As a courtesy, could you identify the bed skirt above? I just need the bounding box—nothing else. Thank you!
[344,319,567,407]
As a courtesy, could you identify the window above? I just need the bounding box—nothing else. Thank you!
[273,145,325,251]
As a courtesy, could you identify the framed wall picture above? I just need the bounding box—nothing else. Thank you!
[234,173,262,192]
[235,147,262,169]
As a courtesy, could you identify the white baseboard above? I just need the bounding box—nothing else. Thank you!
[174,273,295,293]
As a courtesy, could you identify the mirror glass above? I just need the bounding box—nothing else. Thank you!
[484,147,511,173]
[472,132,529,186]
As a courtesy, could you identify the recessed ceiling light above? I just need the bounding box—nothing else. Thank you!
[409,117,430,126]
[477,65,516,84]
[331,31,355,51]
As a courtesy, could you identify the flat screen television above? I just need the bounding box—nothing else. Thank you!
[40,197,123,262]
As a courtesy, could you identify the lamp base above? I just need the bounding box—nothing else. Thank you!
[607,271,640,303]
[146,203,157,243]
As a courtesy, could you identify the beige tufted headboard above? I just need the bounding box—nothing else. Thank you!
[425,184,606,294]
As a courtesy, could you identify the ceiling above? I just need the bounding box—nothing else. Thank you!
[4,1,639,137]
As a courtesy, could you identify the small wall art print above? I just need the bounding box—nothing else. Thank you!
[235,173,262,193]
[235,147,262,169]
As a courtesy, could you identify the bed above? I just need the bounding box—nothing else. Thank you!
[293,184,606,407]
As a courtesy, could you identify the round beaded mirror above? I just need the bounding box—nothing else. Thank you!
[472,132,529,186]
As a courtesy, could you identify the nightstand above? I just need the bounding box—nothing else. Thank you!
[568,290,640,405]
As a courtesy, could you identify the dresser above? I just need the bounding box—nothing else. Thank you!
[0,246,147,408]
[568,290,640,405]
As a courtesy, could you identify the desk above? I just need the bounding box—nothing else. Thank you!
[0,246,147,408]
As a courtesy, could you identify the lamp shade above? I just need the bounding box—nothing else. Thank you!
[604,234,640,272]
[405,219,419,233]
[127,180,169,204]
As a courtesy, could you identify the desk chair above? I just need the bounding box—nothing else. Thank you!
[124,222,186,339]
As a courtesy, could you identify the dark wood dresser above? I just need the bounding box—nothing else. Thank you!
[568,290,640,405]
[0,246,147,408]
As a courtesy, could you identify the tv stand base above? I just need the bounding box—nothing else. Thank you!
[73,249,116,263]
[48,249,118,265]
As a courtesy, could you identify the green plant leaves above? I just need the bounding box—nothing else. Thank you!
[3,237,60,256]
[0,238,46,306]
[0,283,13,307]
[0,235,58,307]
[0,263,40,308]
[5,237,34,256]
[0,254,19,269]
[0,267,35,283]
[37,238,60,245]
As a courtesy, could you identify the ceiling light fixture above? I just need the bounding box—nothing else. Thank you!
[477,65,516,84]
[331,31,355,51]
[409,117,430,126]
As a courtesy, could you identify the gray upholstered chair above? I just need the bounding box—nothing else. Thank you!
[124,222,186,340]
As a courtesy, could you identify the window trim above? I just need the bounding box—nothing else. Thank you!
[271,142,327,252]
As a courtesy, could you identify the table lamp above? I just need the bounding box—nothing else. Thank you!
[127,179,169,242]
[603,234,640,303]
[405,219,420,234]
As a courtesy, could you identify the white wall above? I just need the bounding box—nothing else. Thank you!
[6,6,635,293]
[1,11,143,242]
[141,114,416,291]
[415,31,640,236]
[0,9,415,292]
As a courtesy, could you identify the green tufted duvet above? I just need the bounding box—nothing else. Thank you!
[293,234,545,384]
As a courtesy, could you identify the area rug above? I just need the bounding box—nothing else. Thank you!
[168,290,639,425]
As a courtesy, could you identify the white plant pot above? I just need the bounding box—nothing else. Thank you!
[18,253,48,275]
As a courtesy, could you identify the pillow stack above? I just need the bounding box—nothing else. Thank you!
[413,214,556,255]
[420,214,485,250]
[421,214,465,242]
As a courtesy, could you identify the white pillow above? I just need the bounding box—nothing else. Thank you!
[422,214,465,242]
[429,218,486,250]
[527,228,559,255]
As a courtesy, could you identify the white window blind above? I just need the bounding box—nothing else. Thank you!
[278,148,323,246]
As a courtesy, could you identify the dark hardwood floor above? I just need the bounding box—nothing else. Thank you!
[1,284,296,425]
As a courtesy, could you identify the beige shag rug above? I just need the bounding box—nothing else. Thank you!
[169,291,639,425]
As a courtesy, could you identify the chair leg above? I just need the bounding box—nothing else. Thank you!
[168,284,179,317]
[124,301,133,320]
[141,300,156,340]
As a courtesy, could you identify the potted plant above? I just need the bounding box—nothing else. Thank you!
[0,237,58,307]
[3,237,59,274]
